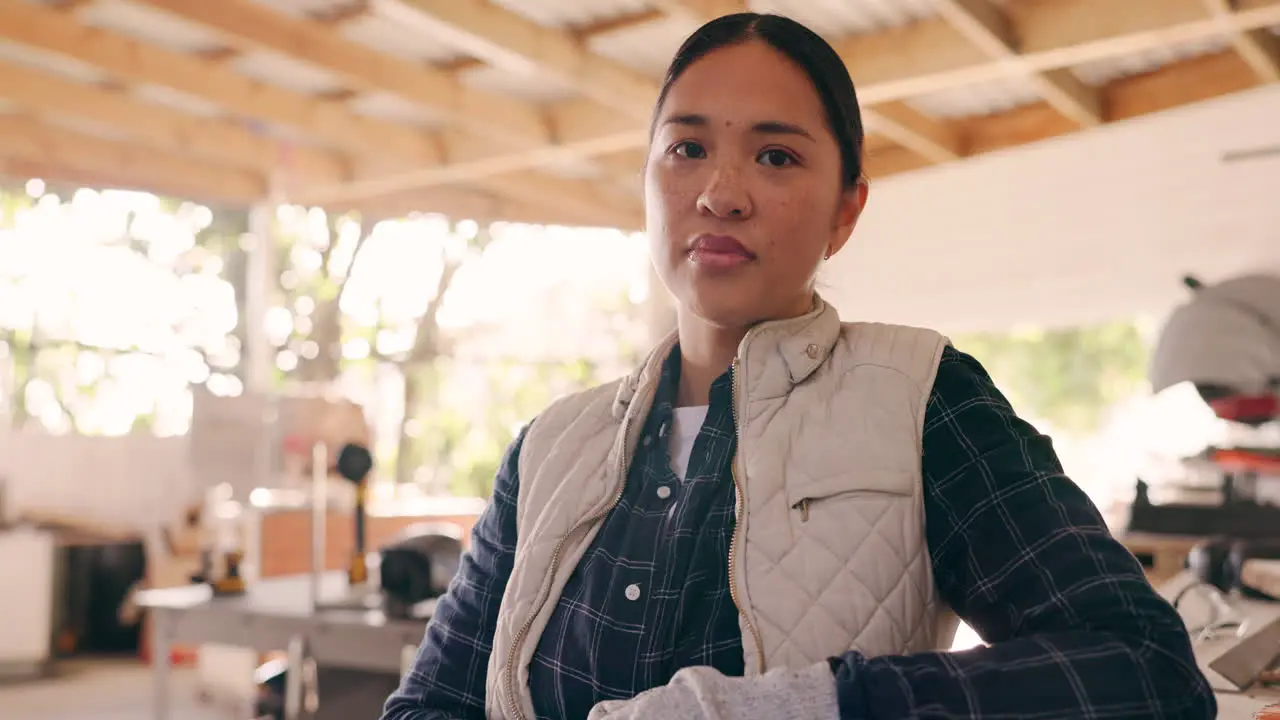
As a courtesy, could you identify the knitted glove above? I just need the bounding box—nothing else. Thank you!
[586,661,839,720]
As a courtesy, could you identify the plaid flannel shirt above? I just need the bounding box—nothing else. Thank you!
[383,346,1214,720]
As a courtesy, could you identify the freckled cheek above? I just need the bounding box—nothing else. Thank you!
[649,173,701,211]
[647,176,700,229]
[645,176,697,267]
[756,195,821,261]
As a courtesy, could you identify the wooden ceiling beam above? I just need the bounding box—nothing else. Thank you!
[961,50,1257,158]
[930,0,1103,126]
[316,0,969,196]
[649,0,748,22]
[543,0,1280,185]
[865,145,936,179]
[0,156,198,199]
[1202,0,1280,81]
[837,0,1280,103]
[572,9,666,38]
[384,0,656,117]
[344,185,624,228]
[11,0,1278,210]
[0,0,634,226]
[863,102,966,164]
[314,1,374,26]
[0,0,442,165]
[130,0,551,146]
[0,114,266,202]
[0,58,350,184]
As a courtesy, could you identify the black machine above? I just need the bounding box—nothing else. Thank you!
[1134,273,1280,593]
[253,445,465,720]
[378,521,464,618]
[1129,471,1280,540]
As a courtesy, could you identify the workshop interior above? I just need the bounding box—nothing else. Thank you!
[0,0,1279,718]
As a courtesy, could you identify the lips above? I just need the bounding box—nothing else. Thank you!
[688,234,756,269]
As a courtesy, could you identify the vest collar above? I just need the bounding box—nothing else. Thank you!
[611,295,842,420]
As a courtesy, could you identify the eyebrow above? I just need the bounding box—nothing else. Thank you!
[662,113,815,142]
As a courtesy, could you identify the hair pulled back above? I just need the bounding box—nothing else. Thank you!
[652,13,865,186]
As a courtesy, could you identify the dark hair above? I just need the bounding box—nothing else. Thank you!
[651,13,865,186]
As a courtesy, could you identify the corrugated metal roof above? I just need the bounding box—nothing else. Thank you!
[750,0,938,39]
[486,0,653,30]
[462,66,579,104]
[131,84,226,117]
[348,91,445,128]
[907,75,1043,119]
[250,0,355,18]
[1072,35,1232,86]
[588,14,699,78]
[232,50,347,96]
[0,38,109,83]
[43,114,135,142]
[338,12,466,65]
[78,0,225,54]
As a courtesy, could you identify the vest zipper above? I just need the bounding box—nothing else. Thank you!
[502,413,635,720]
[729,355,766,676]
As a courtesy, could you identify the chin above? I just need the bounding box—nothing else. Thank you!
[682,288,763,329]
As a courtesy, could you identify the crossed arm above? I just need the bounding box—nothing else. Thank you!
[382,348,1215,719]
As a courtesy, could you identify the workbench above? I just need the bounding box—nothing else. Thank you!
[1159,572,1280,719]
[139,571,1280,719]
[136,572,429,720]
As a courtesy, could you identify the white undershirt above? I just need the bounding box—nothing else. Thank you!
[667,405,709,480]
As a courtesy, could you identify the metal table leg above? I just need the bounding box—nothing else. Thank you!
[284,635,306,720]
[284,634,323,720]
[150,610,172,720]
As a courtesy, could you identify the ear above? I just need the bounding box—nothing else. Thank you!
[826,180,868,258]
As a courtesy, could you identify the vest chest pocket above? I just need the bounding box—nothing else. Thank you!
[789,470,915,522]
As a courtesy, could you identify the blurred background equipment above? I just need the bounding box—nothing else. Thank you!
[1130,273,1280,595]
[377,522,464,618]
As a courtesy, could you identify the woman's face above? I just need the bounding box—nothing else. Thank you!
[645,40,867,330]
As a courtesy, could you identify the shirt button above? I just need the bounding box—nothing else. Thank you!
[656,486,672,500]
[624,583,641,601]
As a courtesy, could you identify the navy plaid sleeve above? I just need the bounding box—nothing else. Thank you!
[831,346,1215,719]
[381,425,526,720]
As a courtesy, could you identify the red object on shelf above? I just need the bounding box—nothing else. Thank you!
[1209,393,1279,424]
[1212,449,1280,475]
[138,625,198,667]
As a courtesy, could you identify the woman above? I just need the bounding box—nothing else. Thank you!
[383,13,1213,720]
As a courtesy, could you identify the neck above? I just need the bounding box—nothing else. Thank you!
[672,293,819,407]
[675,312,743,407]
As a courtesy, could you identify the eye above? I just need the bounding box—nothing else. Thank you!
[671,140,707,159]
[758,148,797,168]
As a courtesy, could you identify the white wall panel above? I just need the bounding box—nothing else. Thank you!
[824,84,1280,334]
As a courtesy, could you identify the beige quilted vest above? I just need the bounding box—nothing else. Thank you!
[484,299,959,720]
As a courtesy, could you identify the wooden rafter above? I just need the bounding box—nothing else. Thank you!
[0,0,1277,227]
[929,0,1103,126]
[1203,0,1280,81]
[0,0,638,227]
[649,0,749,22]
[298,0,1280,198]
[0,58,349,183]
[0,115,266,202]
[129,0,552,145]
[387,0,656,117]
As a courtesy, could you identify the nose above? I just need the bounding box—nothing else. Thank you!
[696,165,752,220]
